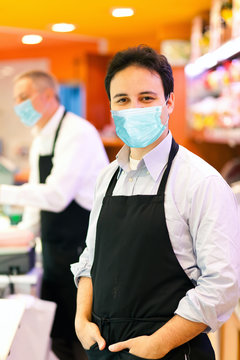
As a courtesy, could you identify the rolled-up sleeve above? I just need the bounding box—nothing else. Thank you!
[71,246,92,285]
[70,186,101,285]
[175,176,240,332]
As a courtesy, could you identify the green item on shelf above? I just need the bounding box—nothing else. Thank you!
[9,213,22,225]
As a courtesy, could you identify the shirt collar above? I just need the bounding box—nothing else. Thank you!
[116,131,173,182]
[143,131,172,181]
[116,145,132,172]
[32,105,65,137]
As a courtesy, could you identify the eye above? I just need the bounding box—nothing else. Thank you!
[20,94,29,102]
[140,96,156,102]
[116,97,129,104]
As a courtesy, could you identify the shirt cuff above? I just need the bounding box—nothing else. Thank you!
[175,292,218,332]
[0,184,20,205]
[70,261,91,287]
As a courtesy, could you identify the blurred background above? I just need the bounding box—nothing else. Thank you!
[0,1,240,359]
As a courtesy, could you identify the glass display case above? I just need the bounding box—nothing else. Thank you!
[185,0,240,146]
[185,52,240,145]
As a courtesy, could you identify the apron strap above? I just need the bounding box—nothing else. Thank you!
[105,137,179,198]
[157,137,179,196]
[105,168,119,196]
[52,109,68,156]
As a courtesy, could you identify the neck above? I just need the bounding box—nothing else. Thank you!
[37,102,60,129]
[130,128,168,160]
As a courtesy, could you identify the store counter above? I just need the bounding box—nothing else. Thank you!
[0,295,56,360]
[0,266,43,297]
[0,226,40,296]
[0,298,25,360]
[6,295,56,360]
[0,225,57,359]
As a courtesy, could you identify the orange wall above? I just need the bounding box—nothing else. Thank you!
[2,45,239,172]
[85,54,112,130]
[0,42,98,81]
[107,23,191,53]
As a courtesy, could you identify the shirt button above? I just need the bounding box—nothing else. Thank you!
[128,178,133,182]
[147,171,150,175]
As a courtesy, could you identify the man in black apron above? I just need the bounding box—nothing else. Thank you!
[72,46,240,359]
[0,70,109,360]
[39,108,90,360]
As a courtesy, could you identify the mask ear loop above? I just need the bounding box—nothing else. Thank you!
[163,94,171,126]
[165,94,170,105]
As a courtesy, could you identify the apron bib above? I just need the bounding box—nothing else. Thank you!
[88,138,215,360]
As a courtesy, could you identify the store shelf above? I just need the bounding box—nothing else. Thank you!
[186,0,240,146]
[204,128,240,145]
[186,40,240,145]
[189,128,240,146]
[14,169,29,184]
[185,36,240,78]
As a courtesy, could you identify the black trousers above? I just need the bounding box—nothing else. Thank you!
[52,338,88,360]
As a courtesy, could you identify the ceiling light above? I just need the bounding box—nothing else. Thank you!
[51,23,76,32]
[21,35,43,45]
[112,8,134,17]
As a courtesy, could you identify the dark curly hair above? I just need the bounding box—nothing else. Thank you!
[105,45,174,101]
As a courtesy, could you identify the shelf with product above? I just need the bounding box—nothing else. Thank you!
[185,0,240,146]
[186,55,240,145]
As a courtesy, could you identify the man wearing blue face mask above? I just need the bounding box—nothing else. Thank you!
[71,46,240,360]
[0,70,109,360]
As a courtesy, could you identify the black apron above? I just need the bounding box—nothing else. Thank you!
[87,138,215,360]
[39,110,90,339]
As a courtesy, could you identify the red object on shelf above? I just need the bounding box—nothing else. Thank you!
[14,170,29,184]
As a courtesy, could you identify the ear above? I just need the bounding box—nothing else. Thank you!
[167,92,174,114]
[43,87,56,100]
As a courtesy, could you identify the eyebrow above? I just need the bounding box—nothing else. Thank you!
[113,93,127,99]
[14,92,28,100]
[113,91,158,99]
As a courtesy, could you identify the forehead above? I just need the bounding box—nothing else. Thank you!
[110,65,164,96]
[13,77,36,97]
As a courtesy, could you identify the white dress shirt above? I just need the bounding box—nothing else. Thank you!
[71,131,240,332]
[0,105,109,234]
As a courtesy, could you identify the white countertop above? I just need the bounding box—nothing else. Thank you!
[0,266,41,286]
[0,299,25,360]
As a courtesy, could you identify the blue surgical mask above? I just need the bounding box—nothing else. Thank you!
[111,102,169,148]
[14,99,42,127]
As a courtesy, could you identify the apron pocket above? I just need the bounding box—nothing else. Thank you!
[121,343,187,360]
[121,350,149,360]
[121,350,165,360]
[87,342,99,351]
